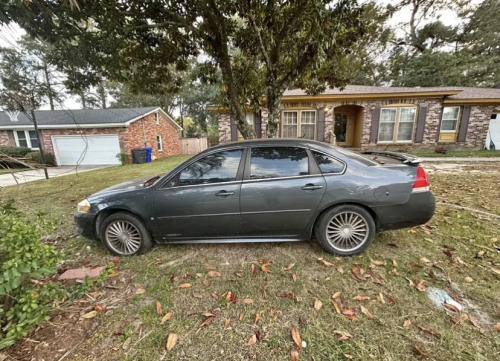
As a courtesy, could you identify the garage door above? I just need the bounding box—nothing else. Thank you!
[485,115,500,150]
[52,135,121,165]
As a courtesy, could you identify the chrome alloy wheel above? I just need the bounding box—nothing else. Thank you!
[325,212,369,252]
[105,220,142,255]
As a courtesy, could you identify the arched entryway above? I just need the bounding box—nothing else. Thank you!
[333,105,364,148]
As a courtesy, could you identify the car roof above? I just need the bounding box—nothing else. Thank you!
[209,138,332,150]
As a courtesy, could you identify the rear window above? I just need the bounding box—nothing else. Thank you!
[250,147,309,179]
[334,147,378,166]
[312,152,345,174]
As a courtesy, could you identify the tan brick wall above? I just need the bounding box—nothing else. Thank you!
[218,113,231,143]
[0,130,16,146]
[127,112,180,158]
[39,127,129,157]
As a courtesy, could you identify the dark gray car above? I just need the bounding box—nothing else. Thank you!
[75,139,435,256]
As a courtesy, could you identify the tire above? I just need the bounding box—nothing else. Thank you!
[315,204,376,256]
[99,211,153,256]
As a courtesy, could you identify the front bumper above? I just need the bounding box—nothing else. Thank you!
[374,191,436,232]
[74,212,98,240]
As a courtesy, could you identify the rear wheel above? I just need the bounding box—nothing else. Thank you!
[315,205,376,256]
[99,212,153,256]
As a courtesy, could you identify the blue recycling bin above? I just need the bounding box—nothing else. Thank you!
[145,147,153,162]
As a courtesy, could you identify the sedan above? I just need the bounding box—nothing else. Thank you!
[75,139,435,256]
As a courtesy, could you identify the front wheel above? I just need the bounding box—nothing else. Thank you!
[99,212,153,256]
[315,205,376,256]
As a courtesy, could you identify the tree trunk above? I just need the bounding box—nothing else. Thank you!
[266,89,282,138]
[98,83,107,109]
[80,91,86,108]
[43,64,55,110]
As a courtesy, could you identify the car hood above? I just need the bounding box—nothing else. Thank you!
[90,174,163,198]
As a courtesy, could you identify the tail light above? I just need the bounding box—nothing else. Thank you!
[412,166,430,192]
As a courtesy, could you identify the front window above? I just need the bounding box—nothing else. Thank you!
[175,149,243,186]
[281,110,316,140]
[157,135,163,151]
[249,147,309,179]
[15,130,39,149]
[378,107,416,143]
[440,107,460,132]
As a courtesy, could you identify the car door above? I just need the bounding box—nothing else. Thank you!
[240,146,326,237]
[153,148,246,240]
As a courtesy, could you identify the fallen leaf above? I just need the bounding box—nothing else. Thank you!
[410,263,423,268]
[403,319,411,327]
[332,301,341,314]
[178,283,192,288]
[135,288,146,295]
[353,295,370,301]
[277,291,294,298]
[291,349,300,361]
[82,310,97,319]
[200,316,215,327]
[416,280,426,292]
[371,259,385,266]
[291,325,302,349]
[392,259,398,267]
[468,315,480,328]
[239,313,245,321]
[270,309,275,318]
[254,311,263,325]
[420,257,431,263]
[494,323,500,331]
[248,334,257,345]
[292,273,297,282]
[414,344,427,356]
[207,271,221,278]
[156,301,162,315]
[342,307,357,321]
[225,318,231,328]
[377,292,385,304]
[193,292,203,299]
[166,333,178,351]
[337,266,344,274]
[360,305,373,319]
[251,264,258,276]
[317,257,336,266]
[418,325,441,339]
[202,311,216,317]
[464,277,473,283]
[286,263,295,270]
[332,291,342,299]
[211,293,219,300]
[333,330,353,340]
[94,304,105,312]
[243,298,254,304]
[225,291,237,304]
[314,299,323,311]
[444,303,459,313]
[344,354,355,359]
[161,312,173,324]
[490,268,500,276]
[261,264,271,273]
[107,272,120,278]
[447,291,462,304]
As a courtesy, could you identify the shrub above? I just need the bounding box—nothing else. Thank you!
[26,151,56,166]
[0,145,31,158]
[435,146,447,154]
[116,152,131,165]
[0,204,62,349]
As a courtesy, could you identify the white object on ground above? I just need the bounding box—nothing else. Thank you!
[427,288,463,311]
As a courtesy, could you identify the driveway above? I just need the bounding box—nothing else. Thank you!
[0,165,116,188]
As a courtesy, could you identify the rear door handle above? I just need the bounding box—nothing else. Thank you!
[301,183,324,191]
[215,190,235,197]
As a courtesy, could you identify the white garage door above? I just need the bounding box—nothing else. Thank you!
[52,135,121,165]
[485,115,500,150]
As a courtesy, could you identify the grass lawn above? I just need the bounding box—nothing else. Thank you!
[2,156,500,360]
[409,149,500,158]
[0,167,27,175]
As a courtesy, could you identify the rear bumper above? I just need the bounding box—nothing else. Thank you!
[374,191,436,232]
[74,212,98,240]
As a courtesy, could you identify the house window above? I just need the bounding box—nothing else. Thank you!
[378,107,416,143]
[440,107,460,132]
[281,110,316,140]
[237,113,255,139]
[15,130,39,149]
[157,135,163,151]
[155,112,160,124]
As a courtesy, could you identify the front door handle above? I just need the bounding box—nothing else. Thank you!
[302,184,324,191]
[215,190,235,197]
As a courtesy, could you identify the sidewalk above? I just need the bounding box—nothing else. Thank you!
[420,157,500,162]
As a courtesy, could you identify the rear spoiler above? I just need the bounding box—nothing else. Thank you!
[361,151,421,166]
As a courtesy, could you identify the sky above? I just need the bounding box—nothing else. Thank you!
[0,1,471,111]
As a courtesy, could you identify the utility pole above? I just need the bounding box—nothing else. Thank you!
[30,96,49,180]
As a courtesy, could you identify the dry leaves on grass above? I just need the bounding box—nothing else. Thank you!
[371,259,385,266]
[135,288,146,295]
[251,264,258,276]
[416,280,426,292]
[286,263,295,270]
[225,318,231,328]
[353,295,370,301]
[377,292,385,304]
[82,310,97,319]
[94,304,105,312]
[292,273,297,282]
[332,301,341,314]
[444,303,459,313]
[342,307,358,321]
[156,301,162,315]
[494,323,500,331]
[207,271,221,278]
[161,312,173,324]
[360,305,373,319]
[166,333,178,351]
[314,299,323,311]
[193,292,203,299]
[248,334,257,345]
[333,330,353,340]
[277,291,294,298]
[254,311,264,325]
[291,349,300,361]
[178,283,192,289]
[243,298,254,304]
[291,325,302,349]
[317,257,337,266]
[403,319,412,328]
[414,344,427,356]
[418,325,441,339]
[332,291,341,299]
[200,312,216,327]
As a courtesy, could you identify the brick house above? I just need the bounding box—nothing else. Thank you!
[0,107,182,165]
[211,85,500,150]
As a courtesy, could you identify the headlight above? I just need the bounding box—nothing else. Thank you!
[77,199,91,213]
